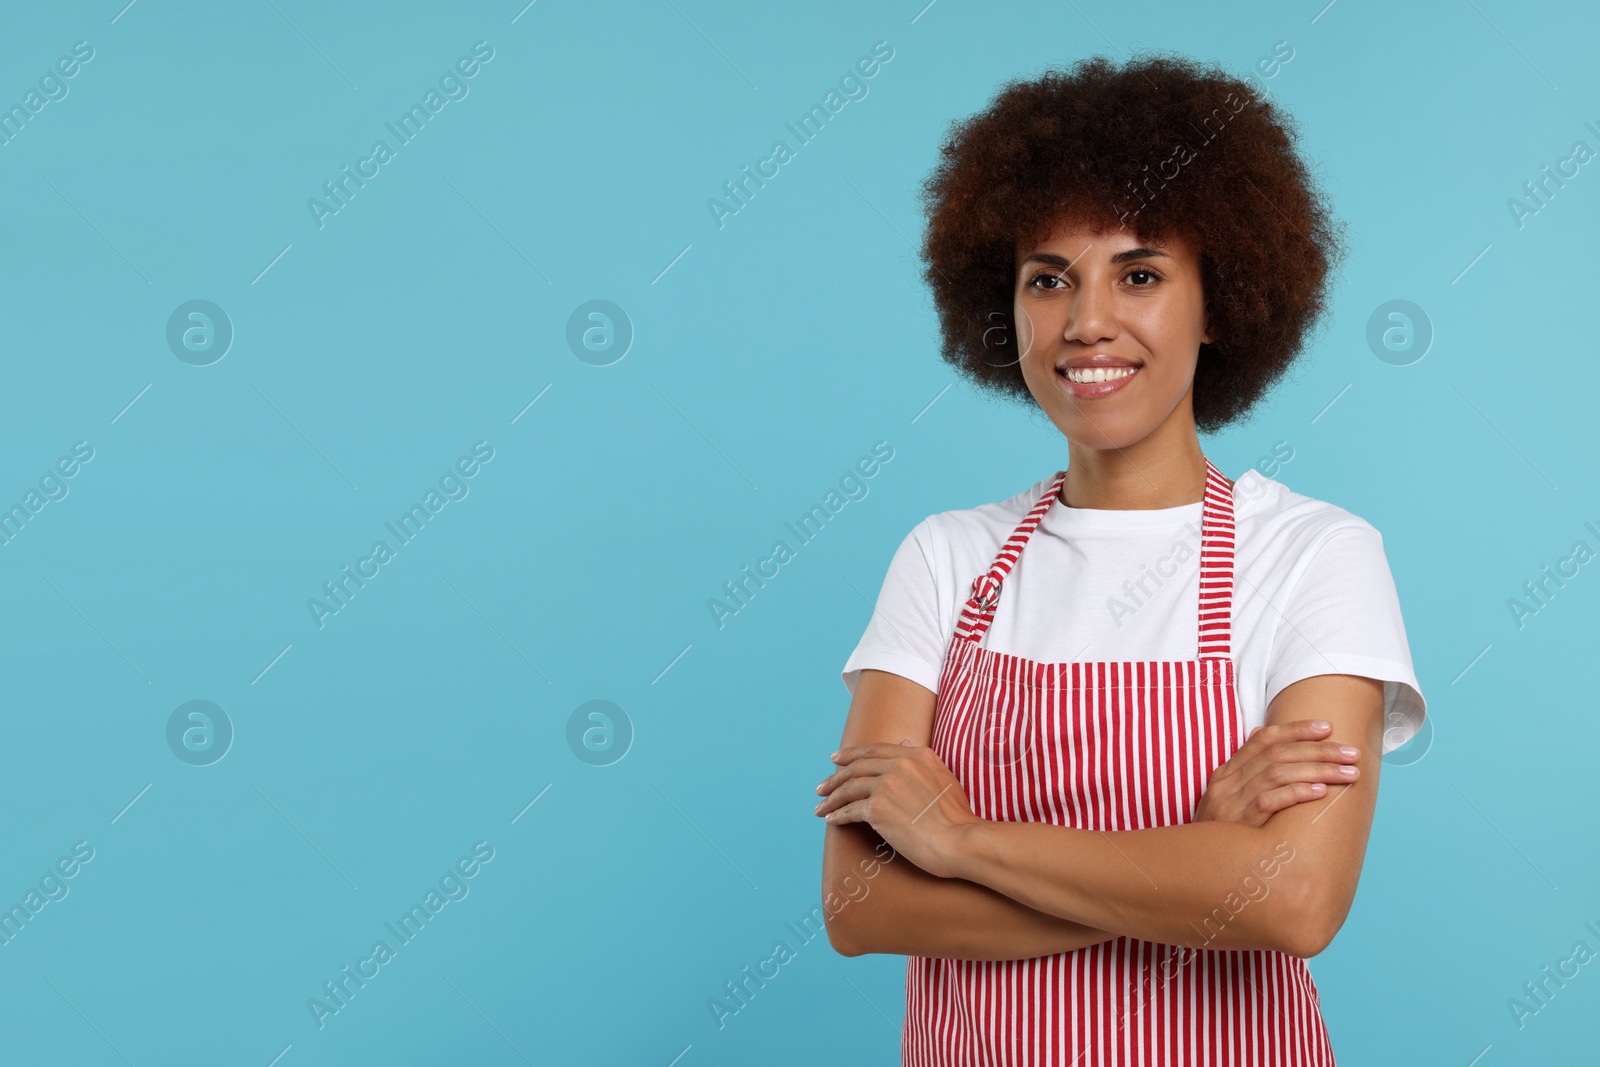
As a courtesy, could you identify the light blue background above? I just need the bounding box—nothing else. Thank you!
[0,0,1593,1063]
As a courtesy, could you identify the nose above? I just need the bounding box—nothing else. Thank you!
[1064,277,1116,347]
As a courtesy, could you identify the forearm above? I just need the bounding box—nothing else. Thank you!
[824,822,1116,960]
[945,819,1305,954]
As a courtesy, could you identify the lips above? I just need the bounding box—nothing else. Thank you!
[1055,362,1140,399]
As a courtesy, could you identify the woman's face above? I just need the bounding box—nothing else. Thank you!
[1013,217,1213,452]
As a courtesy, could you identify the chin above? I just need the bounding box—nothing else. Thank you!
[1064,429,1149,452]
[1037,407,1142,450]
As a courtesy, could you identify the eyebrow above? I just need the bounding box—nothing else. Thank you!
[1019,246,1172,269]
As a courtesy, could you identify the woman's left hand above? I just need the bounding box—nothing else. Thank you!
[814,739,980,878]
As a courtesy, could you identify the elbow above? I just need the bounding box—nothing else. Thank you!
[824,899,878,957]
[819,872,865,957]
[1276,925,1329,961]
[823,885,895,957]
[820,828,898,957]
[1276,880,1348,959]
[826,915,863,957]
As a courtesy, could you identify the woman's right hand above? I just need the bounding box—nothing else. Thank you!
[1193,719,1361,827]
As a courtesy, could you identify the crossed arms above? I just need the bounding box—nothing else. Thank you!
[819,668,1387,960]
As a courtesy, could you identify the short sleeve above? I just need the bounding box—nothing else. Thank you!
[841,518,947,698]
[1263,522,1427,756]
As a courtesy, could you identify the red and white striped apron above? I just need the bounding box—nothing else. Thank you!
[904,456,1335,1066]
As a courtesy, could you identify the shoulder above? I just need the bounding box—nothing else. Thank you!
[1228,470,1395,604]
[911,472,1060,559]
[1238,469,1382,545]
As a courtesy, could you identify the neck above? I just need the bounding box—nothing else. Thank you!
[1058,432,1226,511]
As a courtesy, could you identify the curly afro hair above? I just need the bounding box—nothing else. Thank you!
[917,51,1348,434]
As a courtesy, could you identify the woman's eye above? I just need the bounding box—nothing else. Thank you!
[1027,269,1159,290]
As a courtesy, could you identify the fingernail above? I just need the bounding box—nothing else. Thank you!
[1339,745,1359,757]
[1338,765,1358,777]
[814,802,823,813]
[1312,720,1331,730]
[829,751,841,761]
[815,782,825,794]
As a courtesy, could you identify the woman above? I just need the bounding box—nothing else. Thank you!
[814,53,1427,1065]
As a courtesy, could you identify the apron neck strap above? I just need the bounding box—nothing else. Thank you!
[955,456,1236,660]
[1195,456,1236,660]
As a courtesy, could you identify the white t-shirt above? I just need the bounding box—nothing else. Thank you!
[842,467,1427,755]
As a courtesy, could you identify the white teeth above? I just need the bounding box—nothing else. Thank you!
[1062,366,1137,384]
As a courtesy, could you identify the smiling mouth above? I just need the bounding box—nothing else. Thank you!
[1055,364,1141,397]
[1058,366,1140,384]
